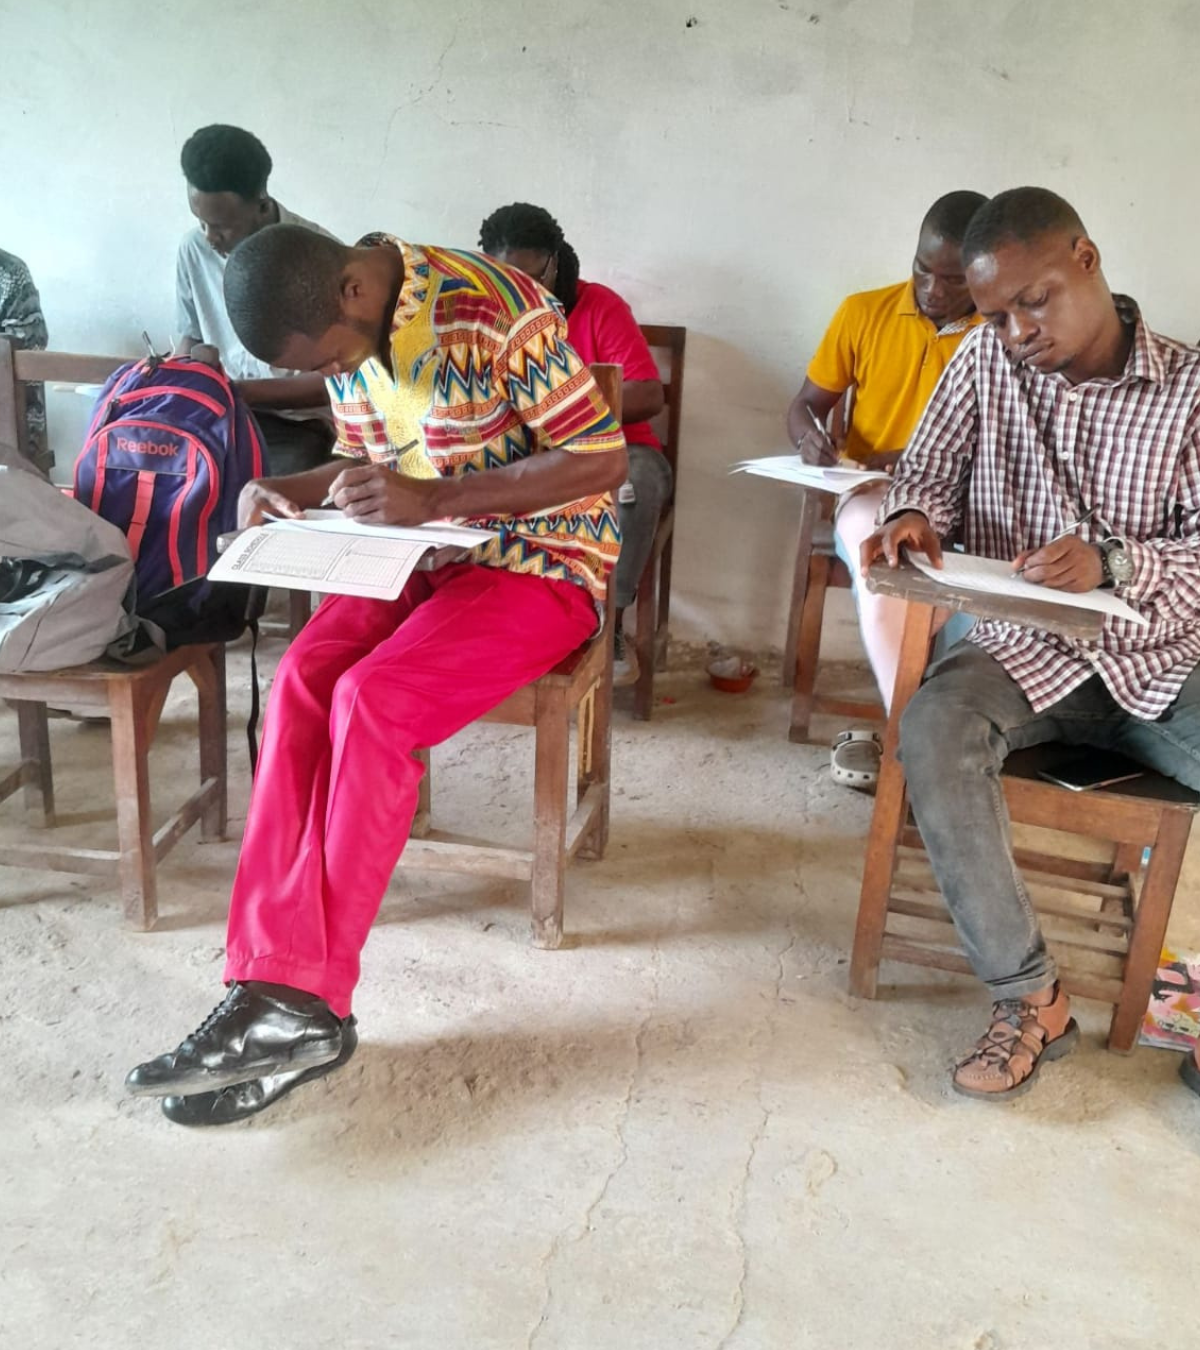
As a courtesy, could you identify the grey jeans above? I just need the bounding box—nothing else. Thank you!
[900,642,1200,999]
[614,445,674,610]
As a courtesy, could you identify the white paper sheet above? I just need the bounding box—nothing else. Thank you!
[265,511,496,549]
[209,526,432,600]
[730,456,891,494]
[907,551,1149,627]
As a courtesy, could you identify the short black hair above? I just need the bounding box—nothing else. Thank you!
[478,201,581,313]
[961,187,1087,267]
[181,124,273,200]
[921,190,989,243]
[223,224,349,363]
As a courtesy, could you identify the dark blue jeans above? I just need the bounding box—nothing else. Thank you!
[900,643,1200,998]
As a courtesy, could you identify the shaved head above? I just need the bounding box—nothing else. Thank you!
[962,187,1087,268]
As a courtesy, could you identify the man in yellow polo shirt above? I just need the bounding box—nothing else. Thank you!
[786,190,987,785]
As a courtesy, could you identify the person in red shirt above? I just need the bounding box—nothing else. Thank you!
[480,203,670,685]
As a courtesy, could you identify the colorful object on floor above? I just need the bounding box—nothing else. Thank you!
[1139,946,1200,1051]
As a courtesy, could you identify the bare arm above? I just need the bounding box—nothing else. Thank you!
[623,378,664,423]
[329,445,629,527]
[785,378,842,463]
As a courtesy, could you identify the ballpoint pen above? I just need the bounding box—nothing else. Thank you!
[319,439,419,507]
[801,402,836,459]
[1012,507,1098,576]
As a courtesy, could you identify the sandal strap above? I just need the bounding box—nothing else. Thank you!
[955,998,1052,1085]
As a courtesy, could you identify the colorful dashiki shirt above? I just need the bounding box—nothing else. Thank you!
[326,236,624,602]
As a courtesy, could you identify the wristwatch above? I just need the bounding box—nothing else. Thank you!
[1097,537,1134,588]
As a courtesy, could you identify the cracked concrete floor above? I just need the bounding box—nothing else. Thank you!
[2,637,1199,1350]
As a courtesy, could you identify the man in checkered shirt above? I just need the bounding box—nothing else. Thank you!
[863,187,1200,1104]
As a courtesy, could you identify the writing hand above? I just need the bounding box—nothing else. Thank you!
[1011,536,1103,592]
[860,510,943,574]
[870,450,904,475]
[328,464,444,526]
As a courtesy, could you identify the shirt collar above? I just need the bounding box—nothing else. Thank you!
[355,233,430,336]
[1113,295,1168,385]
[898,277,979,336]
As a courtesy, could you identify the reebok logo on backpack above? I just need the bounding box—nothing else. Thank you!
[74,357,264,646]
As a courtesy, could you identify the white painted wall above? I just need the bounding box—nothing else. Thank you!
[3,0,1199,652]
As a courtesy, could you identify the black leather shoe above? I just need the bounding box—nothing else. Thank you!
[125,983,343,1098]
[160,1016,358,1126]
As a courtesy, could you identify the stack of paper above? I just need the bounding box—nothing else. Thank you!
[907,551,1149,627]
[730,456,891,494]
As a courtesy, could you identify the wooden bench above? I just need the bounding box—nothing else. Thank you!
[0,644,228,929]
[629,325,686,721]
[848,562,1199,1052]
[400,364,623,947]
[782,389,886,741]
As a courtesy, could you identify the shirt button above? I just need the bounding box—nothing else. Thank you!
[1067,392,1079,403]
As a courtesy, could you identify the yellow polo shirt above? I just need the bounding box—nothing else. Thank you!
[806,279,981,463]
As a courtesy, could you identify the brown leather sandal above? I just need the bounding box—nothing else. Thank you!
[953,984,1079,1101]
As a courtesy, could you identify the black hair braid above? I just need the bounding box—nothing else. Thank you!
[478,201,581,313]
[553,239,581,314]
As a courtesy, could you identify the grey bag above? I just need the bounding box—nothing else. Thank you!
[0,446,147,672]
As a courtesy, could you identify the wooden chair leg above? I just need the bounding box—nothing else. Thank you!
[412,747,432,838]
[788,554,829,744]
[108,679,157,931]
[1109,841,1144,882]
[654,533,673,672]
[633,558,656,721]
[577,669,614,863]
[194,648,227,841]
[531,689,569,949]
[1107,807,1193,1053]
[849,602,935,999]
[288,590,313,639]
[14,700,55,826]
[783,493,819,688]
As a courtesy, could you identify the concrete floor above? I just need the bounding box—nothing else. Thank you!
[1,635,1198,1350]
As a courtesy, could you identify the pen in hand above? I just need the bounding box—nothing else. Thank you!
[319,440,419,508]
[1011,507,1098,577]
[801,403,837,463]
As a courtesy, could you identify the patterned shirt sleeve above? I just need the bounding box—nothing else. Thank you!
[880,332,981,537]
[0,255,48,351]
[1120,412,1200,623]
[500,305,626,456]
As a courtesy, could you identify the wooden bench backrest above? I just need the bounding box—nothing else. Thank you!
[638,324,685,487]
[0,340,128,465]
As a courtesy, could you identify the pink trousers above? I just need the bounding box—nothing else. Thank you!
[223,563,599,1015]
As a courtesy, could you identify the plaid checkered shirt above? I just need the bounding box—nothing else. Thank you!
[881,297,1200,720]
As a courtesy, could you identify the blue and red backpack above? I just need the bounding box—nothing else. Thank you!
[74,356,264,646]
